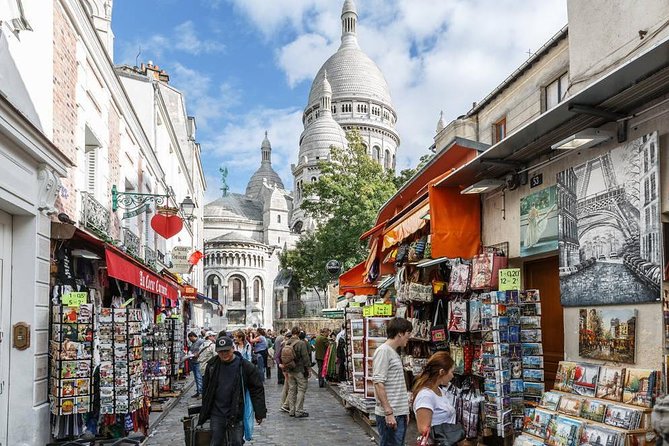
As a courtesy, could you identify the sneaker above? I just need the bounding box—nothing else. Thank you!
[280,406,290,413]
[191,393,200,398]
[289,413,296,417]
[295,412,309,418]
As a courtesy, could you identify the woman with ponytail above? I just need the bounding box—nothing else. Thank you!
[412,351,463,445]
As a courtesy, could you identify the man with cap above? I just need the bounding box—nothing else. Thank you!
[198,331,217,372]
[199,334,267,446]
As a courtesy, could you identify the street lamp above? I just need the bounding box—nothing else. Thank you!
[180,196,196,219]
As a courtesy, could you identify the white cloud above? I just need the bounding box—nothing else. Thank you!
[174,21,226,55]
[227,0,568,171]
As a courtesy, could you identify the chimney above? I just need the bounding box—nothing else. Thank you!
[140,61,170,83]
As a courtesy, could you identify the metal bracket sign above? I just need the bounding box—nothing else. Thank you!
[122,204,149,219]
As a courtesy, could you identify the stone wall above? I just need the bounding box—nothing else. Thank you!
[274,318,344,336]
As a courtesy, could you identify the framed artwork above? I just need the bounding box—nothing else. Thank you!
[558,132,661,306]
[520,185,558,257]
[578,308,636,363]
[622,368,656,408]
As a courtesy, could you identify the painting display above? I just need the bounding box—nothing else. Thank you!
[520,185,558,257]
[622,369,656,408]
[578,308,636,363]
[595,366,625,402]
[557,132,661,306]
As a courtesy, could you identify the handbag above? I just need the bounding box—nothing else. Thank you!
[468,296,482,331]
[430,422,466,446]
[409,282,433,303]
[447,263,470,293]
[240,367,254,441]
[431,300,447,343]
[447,300,468,333]
[450,342,465,375]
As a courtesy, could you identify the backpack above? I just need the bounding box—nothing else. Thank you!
[280,340,297,371]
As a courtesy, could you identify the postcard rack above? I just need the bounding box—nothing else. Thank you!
[49,303,94,416]
[142,322,169,400]
[98,307,144,414]
[165,318,184,380]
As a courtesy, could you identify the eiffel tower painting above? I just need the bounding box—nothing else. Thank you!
[558,132,661,306]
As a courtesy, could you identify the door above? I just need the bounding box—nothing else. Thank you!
[0,210,12,446]
[524,256,563,389]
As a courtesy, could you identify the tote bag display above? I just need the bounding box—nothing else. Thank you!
[468,297,482,331]
[431,300,447,343]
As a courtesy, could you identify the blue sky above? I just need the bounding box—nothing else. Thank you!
[112,0,568,204]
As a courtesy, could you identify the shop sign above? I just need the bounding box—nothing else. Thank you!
[499,268,521,291]
[170,246,191,273]
[62,292,88,307]
[373,303,392,316]
[106,248,178,302]
[362,305,374,317]
[183,286,197,300]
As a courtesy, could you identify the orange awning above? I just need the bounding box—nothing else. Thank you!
[382,201,430,250]
[428,184,481,258]
[359,220,388,241]
[339,262,378,295]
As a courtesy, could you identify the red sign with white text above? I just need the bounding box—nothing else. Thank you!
[105,248,178,303]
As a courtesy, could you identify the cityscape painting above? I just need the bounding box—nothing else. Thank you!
[520,185,558,257]
[579,308,636,363]
[557,132,661,306]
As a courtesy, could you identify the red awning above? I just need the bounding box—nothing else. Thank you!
[339,262,377,295]
[105,247,179,304]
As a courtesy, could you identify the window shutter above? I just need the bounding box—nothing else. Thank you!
[86,149,97,194]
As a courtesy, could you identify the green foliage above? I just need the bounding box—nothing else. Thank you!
[281,130,398,290]
[391,153,434,189]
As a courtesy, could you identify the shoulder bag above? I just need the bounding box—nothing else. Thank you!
[240,366,254,441]
[430,422,466,446]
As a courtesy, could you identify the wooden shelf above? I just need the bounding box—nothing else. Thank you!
[534,407,648,434]
[550,390,653,413]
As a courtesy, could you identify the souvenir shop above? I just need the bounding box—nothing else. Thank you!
[48,226,185,441]
[338,119,667,444]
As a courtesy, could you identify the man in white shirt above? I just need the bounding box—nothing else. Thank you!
[372,317,413,446]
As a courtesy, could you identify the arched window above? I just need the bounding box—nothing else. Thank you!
[311,177,317,182]
[277,214,281,223]
[207,275,220,301]
[253,278,262,303]
[229,276,246,302]
[385,149,391,169]
[373,145,381,162]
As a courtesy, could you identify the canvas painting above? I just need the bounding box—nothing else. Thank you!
[596,366,626,402]
[622,368,656,408]
[571,363,599,397]
[580,399,607,423]
[520,185,558,257]
[558,132,661,306]
[579,308,636,363]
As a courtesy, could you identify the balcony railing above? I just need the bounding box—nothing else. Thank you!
[81,192,110,237]
[144,245,157,270]
[123,228,140,257]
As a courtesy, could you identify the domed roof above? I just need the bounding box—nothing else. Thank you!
[205,193,263,222]
[246,132,285,197]
[307,47,393,108]
[208,231,263,245]
[299,113,348,157]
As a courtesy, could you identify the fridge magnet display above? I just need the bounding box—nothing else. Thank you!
[622,368,656,408]
[557,395,585,417]
[558,132,661,307]
[580,399,607,423]
[520,185,558,257]
[571,363,599,397]
[578,308,637,363]
[595,366,625,402]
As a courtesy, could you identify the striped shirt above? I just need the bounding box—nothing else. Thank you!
[372,343,409,417]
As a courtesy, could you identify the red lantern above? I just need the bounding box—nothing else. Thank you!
[151,208,183,239]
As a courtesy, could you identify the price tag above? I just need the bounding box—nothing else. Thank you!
[373,303,393,316]
[62,292,88,307]
[498,268,521,291]
[362,306,373,317]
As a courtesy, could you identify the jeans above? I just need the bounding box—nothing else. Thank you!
[191,360,203,395]
[210,415,244,446]
[376,414,408,446]
[316,359,325,387]
[287,370,308,415]
[255,353,265,383]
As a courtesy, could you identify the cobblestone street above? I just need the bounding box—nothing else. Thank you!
[146,376,377,446]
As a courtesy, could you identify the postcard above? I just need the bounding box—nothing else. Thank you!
[521,329,542,343]
[596,366,625,402]
[366,318,389,338]
[511,361,523,379]
[557,395,585,416]
[511,397,525,415]
[509,325,521,343]
[524,382,545,397]
[522,356,544,369]
[523,369,544,383]
[510,343,522,360]
[521,289,541,303]
[521,303,542,316]
[99,308,112,323]
[520,316,542,329]
[510,379,524,395]
[521,343,544,356]
[579,399,607,423]
[540,391,561,411]
[507,306,520,325]
[113,308,127,322]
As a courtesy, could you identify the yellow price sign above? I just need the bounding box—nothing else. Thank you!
[362,306,374,317]
[374,303,393,316]
[498,268,521,291]
[62,292,88,307]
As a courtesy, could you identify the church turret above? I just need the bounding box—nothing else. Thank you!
[261,130,272,165]
[320,70,332,115]
[246,132,284,197]
[341,0,358,48]
[436,110,445,134]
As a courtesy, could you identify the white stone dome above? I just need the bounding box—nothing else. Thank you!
[298,114,347,157]
[307,47,393,108]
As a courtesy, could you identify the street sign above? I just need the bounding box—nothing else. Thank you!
[170,246,191,273]
[122,204,149,220]
[326,260,341,276]
[499,268,521,291]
